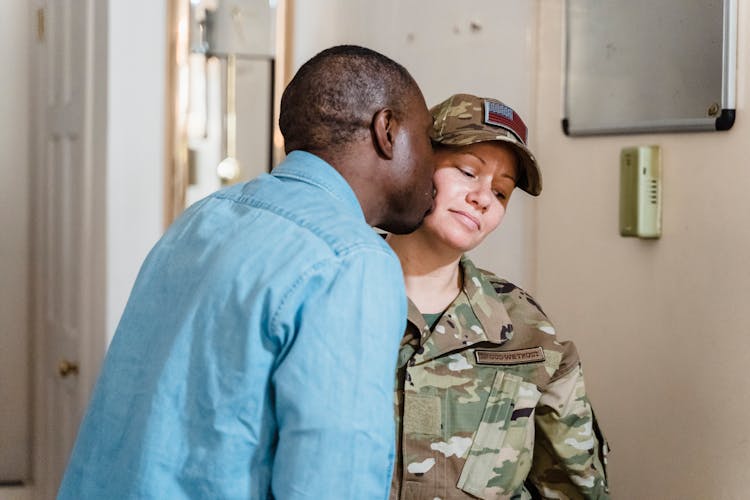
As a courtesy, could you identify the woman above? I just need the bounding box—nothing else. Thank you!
[387,94,609,500]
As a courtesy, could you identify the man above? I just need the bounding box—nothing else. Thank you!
[58,45,435,499]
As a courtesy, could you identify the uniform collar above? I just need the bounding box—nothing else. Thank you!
[271,150,365,221]
[406,257,514,364]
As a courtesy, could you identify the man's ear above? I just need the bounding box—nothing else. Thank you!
[372,108,397,160]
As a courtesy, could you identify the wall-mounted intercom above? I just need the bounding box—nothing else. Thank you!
[619,146,662,239]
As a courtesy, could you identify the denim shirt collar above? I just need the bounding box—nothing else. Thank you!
[272,150,365,221]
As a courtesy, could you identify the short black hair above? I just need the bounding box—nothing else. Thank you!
[279,45,420,154]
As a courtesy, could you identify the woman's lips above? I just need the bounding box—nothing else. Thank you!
[451,209,480,230]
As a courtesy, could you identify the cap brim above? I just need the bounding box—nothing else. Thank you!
[510,142,542,197]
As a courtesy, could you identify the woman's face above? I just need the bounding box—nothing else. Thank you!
[421,141,518,254]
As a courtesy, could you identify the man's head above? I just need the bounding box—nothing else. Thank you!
[279,45,435,234]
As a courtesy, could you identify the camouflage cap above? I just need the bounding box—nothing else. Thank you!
[429,93,542,196]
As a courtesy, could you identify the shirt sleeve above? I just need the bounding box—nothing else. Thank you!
[527,364,610,499]
[270,248,406,500]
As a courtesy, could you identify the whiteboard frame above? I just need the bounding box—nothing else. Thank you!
[563,0,737,136]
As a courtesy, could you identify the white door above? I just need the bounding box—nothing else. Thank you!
[29,0,107,497]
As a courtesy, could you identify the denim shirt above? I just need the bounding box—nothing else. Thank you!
[58,151,407,499]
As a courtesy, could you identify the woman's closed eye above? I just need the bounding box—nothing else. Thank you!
[458,167,476,178]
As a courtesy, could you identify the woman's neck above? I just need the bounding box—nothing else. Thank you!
[387,231,463,314]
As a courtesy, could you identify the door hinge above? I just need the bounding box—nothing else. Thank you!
[37,8,45,42]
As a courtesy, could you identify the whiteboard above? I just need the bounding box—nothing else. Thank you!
[563,0,737,136]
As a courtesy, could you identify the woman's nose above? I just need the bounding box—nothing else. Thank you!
[467,184,493,211]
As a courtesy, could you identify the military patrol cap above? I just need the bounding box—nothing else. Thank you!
[429,93,542,196]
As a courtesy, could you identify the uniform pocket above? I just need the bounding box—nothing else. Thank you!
[457,370,540,499]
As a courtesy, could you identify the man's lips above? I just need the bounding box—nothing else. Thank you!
[424,186,437,215]
[426,198,436,215]
[450,209,480,230]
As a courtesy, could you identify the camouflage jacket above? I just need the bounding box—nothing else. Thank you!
[390,257,609,500]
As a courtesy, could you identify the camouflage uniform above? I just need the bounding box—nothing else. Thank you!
[391,257,609,499]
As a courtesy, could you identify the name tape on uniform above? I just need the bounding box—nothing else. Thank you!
[474,346,545,366]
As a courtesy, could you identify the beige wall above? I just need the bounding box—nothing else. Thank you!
[106,0,167,342]
[535,2,750,498]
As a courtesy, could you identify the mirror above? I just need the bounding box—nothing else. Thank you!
[165,0,283,223]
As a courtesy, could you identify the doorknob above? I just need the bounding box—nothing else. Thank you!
[58,360,79,378]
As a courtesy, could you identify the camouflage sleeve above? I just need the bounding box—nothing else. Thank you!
[527,364,610,499]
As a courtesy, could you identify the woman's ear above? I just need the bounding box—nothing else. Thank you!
[372,108,397,160]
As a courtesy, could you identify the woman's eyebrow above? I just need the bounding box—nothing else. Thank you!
[457,151,518,183]
[501,172,518,183]
[459,152,485,165]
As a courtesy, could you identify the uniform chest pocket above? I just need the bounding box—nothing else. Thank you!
[457,370,541,499]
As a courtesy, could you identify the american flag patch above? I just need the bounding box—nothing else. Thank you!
[484,100,528,144]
